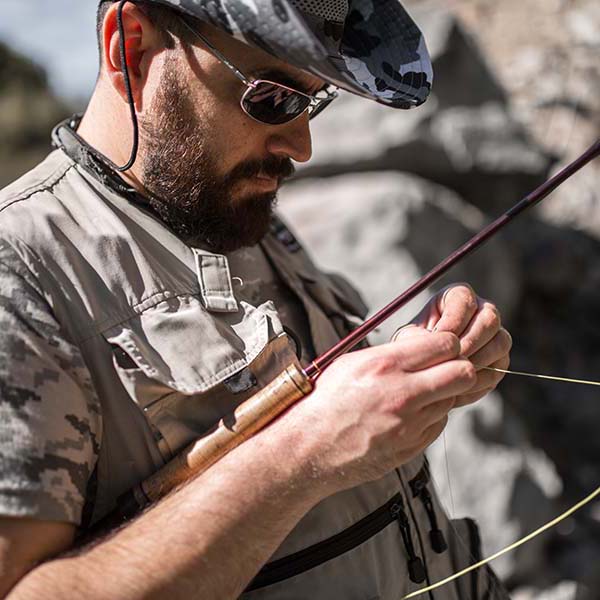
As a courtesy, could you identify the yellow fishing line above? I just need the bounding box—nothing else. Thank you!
[481,366,600,387]
[401,484,600,599]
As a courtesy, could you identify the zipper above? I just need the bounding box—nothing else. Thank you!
[246,493,425,591]
[409,461,448,554]
[391,501,426,584]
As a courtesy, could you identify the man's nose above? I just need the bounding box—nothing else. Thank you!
[265,114,313,163]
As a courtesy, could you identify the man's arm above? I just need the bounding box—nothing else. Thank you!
[0,519,74,597]
[7,329,481,600]
[7,421,323,600]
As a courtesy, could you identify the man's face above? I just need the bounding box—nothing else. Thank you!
[138,23,325,254]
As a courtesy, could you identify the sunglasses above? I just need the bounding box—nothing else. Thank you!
[180,19,339,125]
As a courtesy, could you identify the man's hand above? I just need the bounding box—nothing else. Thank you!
[283,330,477,493]
[399,284,512,408]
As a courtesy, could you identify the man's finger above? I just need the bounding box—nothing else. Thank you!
[469,327,512,365]
[454,356,510,407]
[419,416,449,447]
[433,285,478,337]
[386,331,460,372]
[453,388,494,408]
[458,302,503,357]
[402,359,477,408]
[466,355,510,394]
[419,397,456,428]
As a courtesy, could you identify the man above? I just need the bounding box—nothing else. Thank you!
[0,1,512,598]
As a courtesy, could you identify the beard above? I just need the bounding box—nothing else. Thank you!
[139,60,295,254]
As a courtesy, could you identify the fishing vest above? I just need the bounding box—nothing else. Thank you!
[0,135,508,599]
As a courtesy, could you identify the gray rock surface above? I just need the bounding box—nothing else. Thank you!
[296,9,554,215]
[413,0,600,241]
[279,171,519,342]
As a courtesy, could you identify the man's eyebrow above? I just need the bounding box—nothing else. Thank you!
[250,68,326,95]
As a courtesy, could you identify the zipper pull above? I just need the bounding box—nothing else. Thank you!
[420,488,448,554]
[390,502,426,584]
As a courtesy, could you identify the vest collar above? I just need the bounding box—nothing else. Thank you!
[52,115,238,314]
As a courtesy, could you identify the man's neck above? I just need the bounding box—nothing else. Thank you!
[77,83,146,193]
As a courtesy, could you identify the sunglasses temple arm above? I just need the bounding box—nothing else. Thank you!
[179,18,254,87]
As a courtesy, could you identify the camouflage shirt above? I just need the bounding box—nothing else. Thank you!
[0,240,100,523]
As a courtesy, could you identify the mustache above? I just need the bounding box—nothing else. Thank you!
[226,156,296,184]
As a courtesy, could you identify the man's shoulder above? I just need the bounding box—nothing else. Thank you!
[0,150,75,214]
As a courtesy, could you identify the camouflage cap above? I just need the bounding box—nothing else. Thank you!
[145,0,433,109]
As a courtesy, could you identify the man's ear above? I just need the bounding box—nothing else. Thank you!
[101,2,161,108]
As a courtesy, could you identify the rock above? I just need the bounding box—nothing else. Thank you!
[502,218,600,502]
[412,0,600,241]
[295,9,554,215]
[412,5,507,109]
[279,171,520,342]
[566,10,600,47]
[512,581,580,600]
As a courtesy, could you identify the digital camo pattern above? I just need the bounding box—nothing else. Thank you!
[0,244,100,524]
[153,0,433,108]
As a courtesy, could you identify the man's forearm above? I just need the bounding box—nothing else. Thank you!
[9,425,322,600]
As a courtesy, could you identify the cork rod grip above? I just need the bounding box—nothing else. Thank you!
[140,363,313,503]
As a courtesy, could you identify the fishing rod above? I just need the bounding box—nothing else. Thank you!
[92,138,600,534]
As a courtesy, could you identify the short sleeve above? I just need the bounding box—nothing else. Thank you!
[0,255,101,525]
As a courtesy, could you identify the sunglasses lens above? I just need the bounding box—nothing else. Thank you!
[243,81,311,125]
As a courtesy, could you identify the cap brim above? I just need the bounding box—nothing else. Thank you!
[158,0,433,109]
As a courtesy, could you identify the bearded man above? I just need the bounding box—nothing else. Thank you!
[0,1,512,598]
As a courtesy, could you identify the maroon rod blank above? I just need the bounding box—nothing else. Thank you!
[304,139,600,382]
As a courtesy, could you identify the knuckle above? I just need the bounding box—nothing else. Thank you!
[483,306,501,330]
[458,282,477,302]
[437,332,460,356]
[442,283,474,305]
[392,387,412,412]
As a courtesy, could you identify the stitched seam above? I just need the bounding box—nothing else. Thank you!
[78,290,200,344]
[0,160,75,214]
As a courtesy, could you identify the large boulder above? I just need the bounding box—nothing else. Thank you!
[279,171,520,341]
[411,0,600,242]
[294,10,554,215]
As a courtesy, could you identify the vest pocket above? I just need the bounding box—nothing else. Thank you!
[101,295,296,459]
[247,492,418,592]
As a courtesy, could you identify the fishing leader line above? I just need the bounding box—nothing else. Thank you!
[480,366,600,388]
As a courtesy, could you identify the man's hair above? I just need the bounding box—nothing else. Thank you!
[96,0,194,62]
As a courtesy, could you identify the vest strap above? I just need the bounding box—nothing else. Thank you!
[193,250,238,313]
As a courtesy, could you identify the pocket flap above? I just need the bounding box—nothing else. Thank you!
[103,295,276,395]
